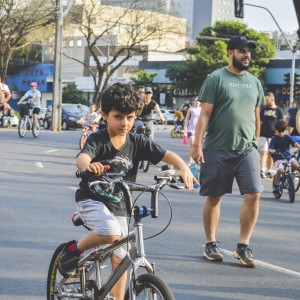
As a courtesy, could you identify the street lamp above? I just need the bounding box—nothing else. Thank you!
[244,3,297,106]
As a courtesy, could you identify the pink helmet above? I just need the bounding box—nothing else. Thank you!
[30,82,37,87]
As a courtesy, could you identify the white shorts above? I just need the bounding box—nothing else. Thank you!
[258,137,271,152]
[274,158,297,171]
[77,199,129,258]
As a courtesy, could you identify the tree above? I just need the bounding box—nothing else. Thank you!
[63,0,186,106]
[130,70,158,88]
[62,83,87,105]
[166,20,276,93]
[0,0,56,80]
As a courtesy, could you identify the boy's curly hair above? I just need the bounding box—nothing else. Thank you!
[101,82,141,115]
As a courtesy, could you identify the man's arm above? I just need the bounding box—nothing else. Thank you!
[255,106,261,141]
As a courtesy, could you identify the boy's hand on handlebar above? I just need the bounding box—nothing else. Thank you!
[85,162,110,173]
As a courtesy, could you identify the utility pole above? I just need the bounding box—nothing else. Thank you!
[52,0,63,132]
[52,0,75,132]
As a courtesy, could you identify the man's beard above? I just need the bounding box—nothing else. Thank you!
[232,56,249,71]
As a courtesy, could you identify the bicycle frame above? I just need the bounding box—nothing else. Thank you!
[50,172,180,299]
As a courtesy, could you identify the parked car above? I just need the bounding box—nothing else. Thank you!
[152,109,175,125]
[43,104,83,130]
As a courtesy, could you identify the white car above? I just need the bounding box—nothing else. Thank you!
[152,109,175,124]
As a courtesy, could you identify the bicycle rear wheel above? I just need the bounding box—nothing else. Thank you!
[32,121,41,138]
[286,174,295,203]
[18,117,27,138]
[125,273,175,300]
[293,171,300,192]
[47,243,82,300]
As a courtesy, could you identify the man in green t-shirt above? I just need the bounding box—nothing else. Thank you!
[192,35,264,268]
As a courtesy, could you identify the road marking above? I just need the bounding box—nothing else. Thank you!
[68,186,78,192]
[223,249,300,278]
[34,162,44,168]
[45,149,58,153]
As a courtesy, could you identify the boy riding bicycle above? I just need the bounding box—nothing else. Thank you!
[58,82,198,300]
[269,120,300,192]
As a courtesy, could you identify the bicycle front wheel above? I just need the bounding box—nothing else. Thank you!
[79,133,88,149]
[47,243,82,300]
[286,174,295,203]
[125,273,175,300]
[18,117,27,138]
[170,129,177,138]
[32,121,41,138]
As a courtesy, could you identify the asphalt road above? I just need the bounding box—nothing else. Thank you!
[0,126,300,299]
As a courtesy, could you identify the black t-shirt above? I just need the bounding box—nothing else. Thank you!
[76,128,166,216]
[260,106,284,138]
[139,100,157,121]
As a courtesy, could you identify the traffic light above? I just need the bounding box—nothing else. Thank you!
[284,73,290,85]
[234,0,244,18]
[294,73,300,85]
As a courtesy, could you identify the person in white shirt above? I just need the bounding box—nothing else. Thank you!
[0,78,12,125]
[17,82,42,129]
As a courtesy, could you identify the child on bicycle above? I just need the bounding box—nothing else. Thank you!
[269,120,300,192]
[77,103,99,133]
[58,82,198,300]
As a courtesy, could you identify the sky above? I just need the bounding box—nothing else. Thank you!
[242,0,299,34]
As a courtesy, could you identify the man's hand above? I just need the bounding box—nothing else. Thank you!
[191,144,204,164]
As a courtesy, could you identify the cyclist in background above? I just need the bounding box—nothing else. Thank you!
[17,82,41,129]
[0,76,12,126]
[135,86,166,140]
[269,120,300,193]
[77,103,100,133]
[58,82,197,300]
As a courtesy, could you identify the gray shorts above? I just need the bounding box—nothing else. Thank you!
[200,147,262,197]
[77,199,129,258]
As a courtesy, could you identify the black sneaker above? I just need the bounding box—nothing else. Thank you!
[260,170,266,178]
[58,240,82,277]
[203,241,223,262]
[233,245,256,268]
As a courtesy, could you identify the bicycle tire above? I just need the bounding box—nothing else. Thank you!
[124,273,175,300]
[180,131,185,138]
[143,161,150,172]
[272,177,282,199]
[293,171,300,192]
[79,134,87,149]
[32,121,41,138]
[286,174,295,203]
[170,129,177,138]
[47,243,83,300]
[18,117,27,138]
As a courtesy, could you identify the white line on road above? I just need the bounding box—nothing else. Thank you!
[223,248,300,278]
[68,186,78,192]
[45,149,58,153]
[34,162,44,168]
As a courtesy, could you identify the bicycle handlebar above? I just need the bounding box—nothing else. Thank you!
[76,167,185,218]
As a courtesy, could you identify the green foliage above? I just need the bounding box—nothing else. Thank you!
[130,70,158,89]
[62,83,88,105]
[166,20,276,92]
